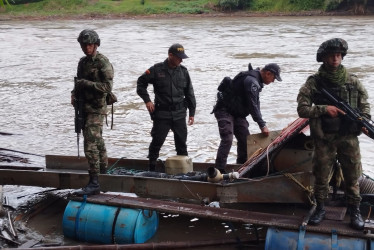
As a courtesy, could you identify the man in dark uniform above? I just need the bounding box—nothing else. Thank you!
[213,63,282,174]
[297,38,370,230]
[71,29,114,195]
[137,43,196,171]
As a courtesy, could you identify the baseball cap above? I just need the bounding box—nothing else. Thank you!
[264,63,282,81]
[168,43,188,59]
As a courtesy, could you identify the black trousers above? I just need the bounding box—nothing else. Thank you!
[148,118,188,161]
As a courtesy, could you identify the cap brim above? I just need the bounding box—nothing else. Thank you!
[175,52,188,59]
[275,75,282,81]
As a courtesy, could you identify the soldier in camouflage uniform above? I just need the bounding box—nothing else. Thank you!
[71,29,114,195]
[297,38,370,230]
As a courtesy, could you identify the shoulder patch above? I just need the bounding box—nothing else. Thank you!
[251,81,260,93]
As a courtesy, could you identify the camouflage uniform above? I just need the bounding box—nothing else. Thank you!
[72,30,114,176]
[297,38,370,230]
[75,52,113,175]
[297,73,370,205]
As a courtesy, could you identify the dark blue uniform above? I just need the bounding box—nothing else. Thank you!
[214,69,266,170]
[137,59,196,163]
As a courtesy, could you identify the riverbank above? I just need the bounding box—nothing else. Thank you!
[1,0,374,21]
[1,1,374,22]
[0,9,371,21]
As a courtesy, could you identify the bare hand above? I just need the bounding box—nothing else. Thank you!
[326,105,345,118]
[261,126,270,137]
[146,101,155,113]
[362,127,369,135]
[188,116,194,125]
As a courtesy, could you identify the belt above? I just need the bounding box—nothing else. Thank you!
[156,102,185,111]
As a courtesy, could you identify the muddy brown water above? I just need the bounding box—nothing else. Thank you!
[1,16,374,248]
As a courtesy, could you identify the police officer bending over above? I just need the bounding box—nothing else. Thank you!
[213,63,282,174]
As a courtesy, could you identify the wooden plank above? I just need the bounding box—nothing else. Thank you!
[239,118,309,177]
[247,130,281,159]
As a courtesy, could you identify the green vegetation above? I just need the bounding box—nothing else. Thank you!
[0,0,370,18]
[0,0,219,17]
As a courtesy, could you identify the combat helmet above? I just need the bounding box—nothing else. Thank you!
[316,38,348,62]
[77,29,100,46]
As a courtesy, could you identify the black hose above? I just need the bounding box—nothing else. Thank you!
[359,175,374,194]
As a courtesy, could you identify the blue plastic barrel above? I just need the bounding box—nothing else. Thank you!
[62,200,159,244]
[265,227,367,250]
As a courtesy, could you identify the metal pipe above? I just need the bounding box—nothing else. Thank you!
[207,167,223,183]
[19,238,264,250]
[207,167,239,183]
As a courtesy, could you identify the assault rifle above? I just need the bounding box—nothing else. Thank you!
[319,86,374,140]
[74,77,85,158]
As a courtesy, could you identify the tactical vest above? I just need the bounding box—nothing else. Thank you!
[313,74,361,135]
[219,70,254,118]
[313,74,358,109]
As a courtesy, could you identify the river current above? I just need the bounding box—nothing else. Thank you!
[0,16,373,175]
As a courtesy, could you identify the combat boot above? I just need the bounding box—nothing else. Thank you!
[349,205,364,230]
[100,162,107,174]
[149,160,156,172]
[74,175,100,196]
[309,202,325,225]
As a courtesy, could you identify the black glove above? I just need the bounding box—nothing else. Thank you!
[76,79,93,90]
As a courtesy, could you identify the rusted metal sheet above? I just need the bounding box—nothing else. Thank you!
[18,238,263,250]
[238,118,309,177]
[0,165,43,171]
[246,130,281,158]
[45,155,239,173]
[70,194,374,240]
[231,172,314,204]
[272,148,313,173]
[71,193,302,228]
[0,169,313,204]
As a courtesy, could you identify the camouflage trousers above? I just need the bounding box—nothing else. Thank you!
[312,134,362,206]
[83,113,108,175]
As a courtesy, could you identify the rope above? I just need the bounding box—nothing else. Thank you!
[106,157,127,174]
[180,180,203,202]
[283,173,315,205]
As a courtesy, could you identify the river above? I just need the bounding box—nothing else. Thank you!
[0,15,374,248]
[0,16,373,175]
